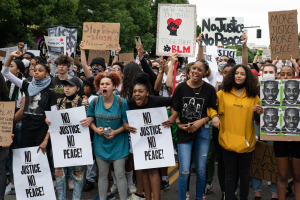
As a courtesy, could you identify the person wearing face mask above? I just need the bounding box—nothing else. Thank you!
[268,64,300,200]
[86,72,129,200]
[217,64,263,200]
[123,73,177,200]
[1,50,57,152]
[171,59,220,200]
[45,76,88,200]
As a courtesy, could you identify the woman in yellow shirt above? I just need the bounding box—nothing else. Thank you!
[217,64,262,200]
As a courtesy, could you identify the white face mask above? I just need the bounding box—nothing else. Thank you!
[262,73,275,80]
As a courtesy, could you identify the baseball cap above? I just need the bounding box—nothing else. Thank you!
[251,69,262,77]
[62,76,81,89]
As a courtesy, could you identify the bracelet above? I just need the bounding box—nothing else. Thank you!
[115,54,119,56]
[242,46,247,49]
[176,122,181,125]
[94,128,97,132]
[212,115,219,119]
[203,118,206,124]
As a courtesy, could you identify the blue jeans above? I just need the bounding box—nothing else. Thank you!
[56,166,85,200]
[86,160,97,183]
[178,127,210,200]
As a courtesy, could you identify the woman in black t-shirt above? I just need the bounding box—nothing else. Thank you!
[124,73,177,200]
[1,51,57,153]
[171,59,219,200]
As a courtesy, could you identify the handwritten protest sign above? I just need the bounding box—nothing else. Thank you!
[0,44,27,63]
[119,53,135,62]
[201,17,244,46]
[234,56,242,64]
[44,36,66,74]
[250,141,278,183]
[126,107,175,170]
[13,147,56,200]
[88,50,110,64]
[46,107,93,168]
[156,4,197,57]
[0,50,6,57]
[260,80,300,141]
[82,22,120,50]
[268,10,299,60]
[0,102,15,146]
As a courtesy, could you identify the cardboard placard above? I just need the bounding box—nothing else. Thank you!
[260,80,300,141]
[126,107,176,170]
[268,10,299,60]
[119,53,135,62]
[135,36,141,48]
[201,17,244,46]
[88,50,110,64]
[82,22,120,50]
[0,50,6,57]
[250,141,278,183]
[156,4,197,57]
[0,102,15,146]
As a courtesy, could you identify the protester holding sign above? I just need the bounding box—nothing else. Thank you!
[87,72,129,200]
[171,58,219,200]
[271,66,300,200]
[124,73,177,200]
[1,50,57,152]
[217,64,262,200]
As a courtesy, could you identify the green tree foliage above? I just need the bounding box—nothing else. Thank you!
[226,45,254,63]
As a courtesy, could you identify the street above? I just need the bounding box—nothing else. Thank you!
[4,162,295,200]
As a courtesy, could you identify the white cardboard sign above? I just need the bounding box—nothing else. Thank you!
[126,107,176,170]
[46,106,93,168]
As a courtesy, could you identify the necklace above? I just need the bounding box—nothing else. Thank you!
[193,84,202,95]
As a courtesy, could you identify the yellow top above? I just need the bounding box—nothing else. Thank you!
[217,88,260,153]
[207,107,217,119]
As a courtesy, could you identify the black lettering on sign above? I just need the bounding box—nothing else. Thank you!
[27,175,36,186]
[61,112,70,124]
[67,135,75,147]
[26,187,45,198]
[144,149,164,161]
[143,112,152,124]
[147,136,156,148]
[25,151,31,163]
[63,148,82,159]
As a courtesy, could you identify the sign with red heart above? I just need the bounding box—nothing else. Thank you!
[156,4,196,57]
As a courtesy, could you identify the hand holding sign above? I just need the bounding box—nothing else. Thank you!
[116,44,121,54]
[123,122,137,133]
[196,33,203,43]
[80,117,94,127]
[241,32,248,45]
[37,139,48,155]
[137,45,144,59]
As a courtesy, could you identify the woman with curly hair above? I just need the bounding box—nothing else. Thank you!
[217,64,263,200]
[86,72,129,200]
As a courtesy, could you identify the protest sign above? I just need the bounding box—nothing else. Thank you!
[46,107,93,168]
[156,4,197,57]
[250,141,278,183]
[201,17,244,46]
[88,50,110,64]
[0,50,6,57]
[260,80,300,141]
[234,56,242,64]
[188,45,218,72]
[13,147,56,200]
[217,48,237,58]
[119,53,135,62]
[0,46,18,63]
[26,50,40,57]
[82,22,120,50]
[262,49,271,60]
[0,102,15,146]
[268,10,299,60]
[126,107,176,170]
[48,25,78,59]
[44,36,66,74]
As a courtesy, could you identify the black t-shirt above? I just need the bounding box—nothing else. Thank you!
[21,81,57,130]
[127,95,172,110]
[171,81,217,143]
[51,76,84,100]
[0,94,10,101]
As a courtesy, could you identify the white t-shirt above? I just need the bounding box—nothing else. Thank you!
[160,73,185,97]
[206,70,223,87]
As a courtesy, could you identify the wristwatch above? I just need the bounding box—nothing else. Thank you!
[176,122,181,125]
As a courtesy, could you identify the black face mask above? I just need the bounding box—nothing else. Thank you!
[65,93,77,101]
[234,82,246,89]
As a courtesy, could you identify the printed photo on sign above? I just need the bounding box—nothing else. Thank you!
[282,80,300,107]
[260,107,281,135]
[13,147,56,200]
[126,107,175,170]
[182,97,204,120]
[281,108,300,135]
[156,4,196,57]
[201,17,244,46]
[260,80,280,106]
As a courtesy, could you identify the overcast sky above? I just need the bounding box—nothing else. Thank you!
[188,0,299,47]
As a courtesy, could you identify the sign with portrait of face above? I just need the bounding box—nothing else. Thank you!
[260,80,300,141]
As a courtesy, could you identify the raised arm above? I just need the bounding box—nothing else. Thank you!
[166,53,179,90]
[241,32,248,65]
[154,60,167,91]
[290,55,299,75]
[79,41,93,78]
[112,45,121,64]
[197,34,204,59]
[1,51,24,88]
